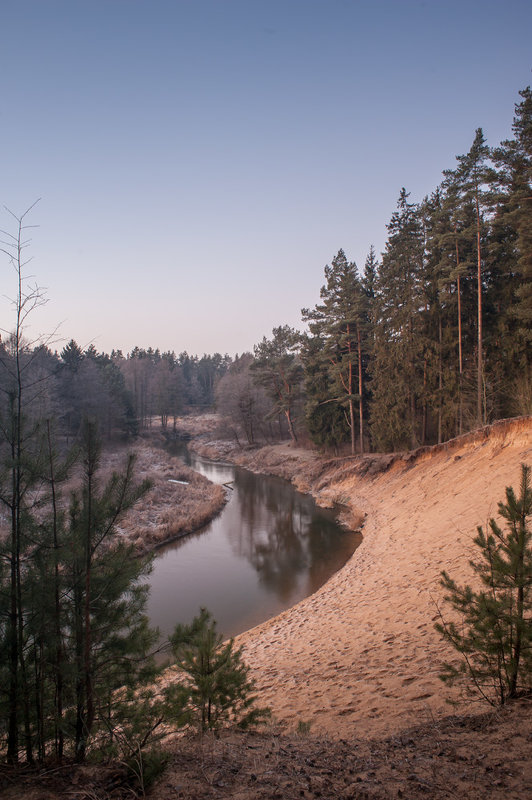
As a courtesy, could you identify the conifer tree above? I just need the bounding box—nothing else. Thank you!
[362,245,378,302]
[251,326,303,443]
[435,171,478,433]
[0,416,163,765]
[419,189,467,444]
[302,249,368,454]
[370,189,425,451]
[300,332,349,452]
[24,423,76,762]
[360,247,378,443]
[0,201,48,764]
[169,608,269,732]
[66,420,155,761]
[491,87,532,414]
[436,463,532,705]
[450,129,494,424]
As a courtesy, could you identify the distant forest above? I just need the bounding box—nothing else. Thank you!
[2,85,531,455]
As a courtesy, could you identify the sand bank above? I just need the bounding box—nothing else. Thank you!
[220,418,532,739]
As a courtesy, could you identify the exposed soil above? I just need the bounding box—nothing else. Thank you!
[151,698,532,800]
[3,698,531,799]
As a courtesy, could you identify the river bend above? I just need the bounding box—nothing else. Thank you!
[146,449,360,640]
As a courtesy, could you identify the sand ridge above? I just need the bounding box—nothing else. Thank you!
[232,417,532,739]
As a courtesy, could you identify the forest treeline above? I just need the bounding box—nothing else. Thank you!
[223,86,532,452]
[7,84,528,455]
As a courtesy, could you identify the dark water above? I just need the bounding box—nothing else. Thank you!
[146,448,361,641]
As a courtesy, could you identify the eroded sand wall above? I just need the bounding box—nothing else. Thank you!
[234,417,532,738]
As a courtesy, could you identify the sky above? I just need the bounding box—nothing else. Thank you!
[1,0,531,357]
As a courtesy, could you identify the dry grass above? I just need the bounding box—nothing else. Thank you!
[148,697,532,800]
[0,429,227,554]
[112,442,227,554]
[11,438,228,556]
[5,698,530,799]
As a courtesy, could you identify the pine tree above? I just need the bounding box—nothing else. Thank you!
[436,463,532,705]
[24,423,76,762]
[169,608,269,732]
[360,247,378,446]
[370,189,425,451]
[0,206,162,765]
[362,245,378,302]
[300,332,349,452]
[450,130,494,424]
[302,249,368,454]
[491,87,532,415]
[66,420,155,761]
[251,326,303,443]
[0,417,162,765]
[435,170,478,434]
[419,189,467,444]
[0,202,48,764]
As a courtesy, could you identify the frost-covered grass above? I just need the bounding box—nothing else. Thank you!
[112,442,227,553]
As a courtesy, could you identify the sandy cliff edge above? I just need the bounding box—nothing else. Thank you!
[210,417,532,739]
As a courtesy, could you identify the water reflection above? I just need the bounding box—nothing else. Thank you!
[146,447,361,641]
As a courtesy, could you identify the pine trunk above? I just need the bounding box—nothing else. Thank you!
[357,323,364,454]
[475,190,483,424]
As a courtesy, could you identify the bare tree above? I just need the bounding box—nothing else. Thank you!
[0,201,47,763]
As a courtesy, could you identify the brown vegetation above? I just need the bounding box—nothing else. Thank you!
[1,439,227,559]
[112,441,227,554]
[3,699,531,799]
[48,435,227,556]
[152,698,532,800]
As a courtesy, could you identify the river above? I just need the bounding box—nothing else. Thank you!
[146,448,361,641]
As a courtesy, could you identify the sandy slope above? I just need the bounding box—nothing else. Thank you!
[230,417,532,739]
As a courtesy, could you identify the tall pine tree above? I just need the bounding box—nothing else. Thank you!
[491,87,532,415]
[302,250,369,454]
[370,189,425,451]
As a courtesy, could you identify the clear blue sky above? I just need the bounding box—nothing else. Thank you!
[1,0,530,356]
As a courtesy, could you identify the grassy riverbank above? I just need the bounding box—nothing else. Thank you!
[105,437,227,554]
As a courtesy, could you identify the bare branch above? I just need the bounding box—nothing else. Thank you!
[4,198,41,221]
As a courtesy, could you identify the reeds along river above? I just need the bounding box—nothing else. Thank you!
[146,449,361,642]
